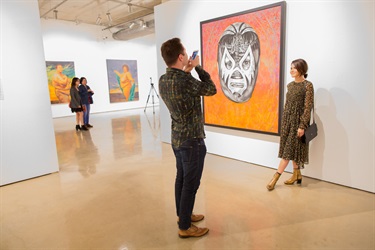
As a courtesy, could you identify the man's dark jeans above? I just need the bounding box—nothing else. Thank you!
[172,138,207,230]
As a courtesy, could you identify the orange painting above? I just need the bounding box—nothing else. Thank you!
[201,2,286,135]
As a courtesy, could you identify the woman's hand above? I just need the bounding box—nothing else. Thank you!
[297,128,305,137]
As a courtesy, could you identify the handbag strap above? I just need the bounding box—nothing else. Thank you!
[304,81,315,124]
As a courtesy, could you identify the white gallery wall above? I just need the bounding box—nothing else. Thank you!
[0,0,59,185]
[41,19,159,118]
[155,0,374,192]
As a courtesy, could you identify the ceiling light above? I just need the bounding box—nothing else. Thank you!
[96,15,102,25]
[140,20,147,28]
[129,22,135,29]
[53,9,58,19]
[106,12,112,23]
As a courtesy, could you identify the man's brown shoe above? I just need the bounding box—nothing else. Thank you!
[191,213,204,222]
[177,213,205,223]
[178,224,209,238]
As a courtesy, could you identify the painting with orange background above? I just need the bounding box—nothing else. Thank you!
[201,2,286,135]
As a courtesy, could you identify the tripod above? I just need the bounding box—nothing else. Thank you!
[144,77,160,114]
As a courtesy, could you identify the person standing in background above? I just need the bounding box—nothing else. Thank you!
[267,59,314,191]
[79,77,94,128]
[70,77,88,131]
[159,37,217,238]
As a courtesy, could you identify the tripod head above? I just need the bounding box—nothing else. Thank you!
[150,77,154,86]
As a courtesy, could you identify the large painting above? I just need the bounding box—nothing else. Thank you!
[201,2,286,135]
[106,59,139,103]
[46,61,75,104]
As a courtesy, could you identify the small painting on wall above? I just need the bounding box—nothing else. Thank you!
[46,61,75,104]
[106,59,139,103]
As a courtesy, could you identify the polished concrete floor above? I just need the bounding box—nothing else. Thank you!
[1,108,374,250]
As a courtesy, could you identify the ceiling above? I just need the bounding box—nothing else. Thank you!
[37,0,166,40]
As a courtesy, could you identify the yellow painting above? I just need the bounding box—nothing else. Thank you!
[106,59,139,103]
[46,61,75,104]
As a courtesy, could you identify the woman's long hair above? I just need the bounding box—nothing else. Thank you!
[70,77,80,89]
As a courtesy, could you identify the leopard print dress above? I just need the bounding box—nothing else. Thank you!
[278,80,314,168]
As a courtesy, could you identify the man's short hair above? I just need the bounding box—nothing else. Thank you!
[161,37,184,67]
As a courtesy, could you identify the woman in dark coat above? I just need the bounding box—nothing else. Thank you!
[267,59,314,190]
[70,77,88,131]
[78,77,94,128]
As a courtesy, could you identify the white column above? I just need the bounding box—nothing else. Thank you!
[0,0,59,185]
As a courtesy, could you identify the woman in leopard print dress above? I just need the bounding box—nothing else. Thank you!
[267,59,314,191]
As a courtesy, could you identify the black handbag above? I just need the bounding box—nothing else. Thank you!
[302,106,318,144]
[88,91,94,104]
[304,122,317,143]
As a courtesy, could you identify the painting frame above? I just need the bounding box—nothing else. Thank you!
[201,1,286,135]
[46,61,75,105]
[106,59,139,103]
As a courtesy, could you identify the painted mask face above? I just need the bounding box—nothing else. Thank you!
[217,22,260,103]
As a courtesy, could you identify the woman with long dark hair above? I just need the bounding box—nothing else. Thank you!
[70,77,88,131]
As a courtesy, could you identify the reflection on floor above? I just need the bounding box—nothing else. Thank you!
[1,108,374,249]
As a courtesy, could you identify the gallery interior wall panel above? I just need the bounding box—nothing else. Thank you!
[155,0,375,192]
[0,0,59,185]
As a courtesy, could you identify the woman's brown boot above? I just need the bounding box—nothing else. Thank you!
[267,172,281,191]
[284,169,302,185]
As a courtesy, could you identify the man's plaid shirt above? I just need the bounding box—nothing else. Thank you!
[159,65,217,147]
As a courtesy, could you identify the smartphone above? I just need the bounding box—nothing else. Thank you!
[191,50,199,60]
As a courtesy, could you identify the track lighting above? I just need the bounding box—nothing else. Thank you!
[53,9,58,19]
[140,20,147,28]
[106,12,112,23]
[96,15,102,25]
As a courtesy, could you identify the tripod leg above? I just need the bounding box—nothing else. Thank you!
[150,86,158,114]
[152,93,155,114]
[144,88,153,112]
[151,85,160,99]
